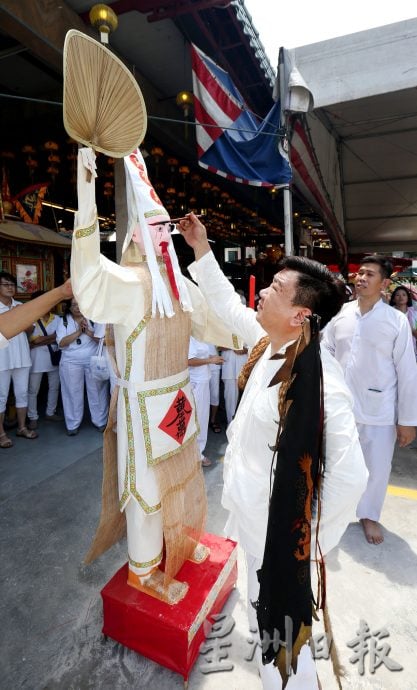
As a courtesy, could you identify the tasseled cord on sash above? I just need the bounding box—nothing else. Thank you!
[313,374,345,690]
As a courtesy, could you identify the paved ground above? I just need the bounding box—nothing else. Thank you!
[1,411,416,690]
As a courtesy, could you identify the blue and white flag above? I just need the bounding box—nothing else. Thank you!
[191,44,292,187]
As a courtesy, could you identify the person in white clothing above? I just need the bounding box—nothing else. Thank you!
[27,291,63,430]
[188,337,223,466]
[178,212,368,690]
[389,285,417,356]
[221,290,248,425]
[0,280,72,345]
[56,299,109,435]
[0,271,38,448]
[221,346,248,425]
[207,343,222,433]
[322,256,417,545]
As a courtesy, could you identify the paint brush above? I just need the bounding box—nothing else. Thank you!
[148,214,205,226]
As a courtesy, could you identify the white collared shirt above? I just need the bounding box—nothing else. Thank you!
[191,252,368,560]
[188,336,211,383]
[323,299,417,426]
[0,299,31,370]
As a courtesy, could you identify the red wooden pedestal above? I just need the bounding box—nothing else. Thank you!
[101,533,238,680]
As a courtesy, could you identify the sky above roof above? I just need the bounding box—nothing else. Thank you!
[244,0,417,67]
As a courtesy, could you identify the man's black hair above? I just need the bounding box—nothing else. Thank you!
[359,255,393,280]
[63,299,73,315]
[0,271,17,286]
[277,255,346,329]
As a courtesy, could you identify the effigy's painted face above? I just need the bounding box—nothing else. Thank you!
[132,212,173,257]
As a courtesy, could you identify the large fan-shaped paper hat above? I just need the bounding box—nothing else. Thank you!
[63,30,147,157]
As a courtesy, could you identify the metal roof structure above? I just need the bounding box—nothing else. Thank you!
[285,18,417,254]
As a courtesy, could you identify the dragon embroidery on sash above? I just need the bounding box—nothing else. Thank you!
[292,453,314,561]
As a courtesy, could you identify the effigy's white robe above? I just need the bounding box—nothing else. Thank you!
[71,158,239,578]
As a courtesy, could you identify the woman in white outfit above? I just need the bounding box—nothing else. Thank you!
[56,299,109,435]
[0,271,38,447]
[27,292,63,430]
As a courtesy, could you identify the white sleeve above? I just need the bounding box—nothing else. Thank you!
[93,322,106,339]
[56,317,71,347]
[393,314,417,426]
[311,349,368,556]
[189,252,265,347]
[320,319,336,357]
[188,336,199,359]
[0,332,9,349]
[71,149,145,325]
[51,315,61,333]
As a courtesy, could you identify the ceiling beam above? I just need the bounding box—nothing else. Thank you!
[345,174,417,186]
[146,0,231,22]
[0,0,87,73]
[81,0,230,23]
[347,213,417,221]
[343,124,417,141]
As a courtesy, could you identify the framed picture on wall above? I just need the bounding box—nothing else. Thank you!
[11,258,43,296]
[245,247,256,259]
[224,247,241,263]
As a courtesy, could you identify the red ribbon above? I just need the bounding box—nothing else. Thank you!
[160,241,179,301]
[248,274,256,309]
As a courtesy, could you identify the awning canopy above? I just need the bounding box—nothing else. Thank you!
[280,18,417,258]
[0,218,72,247]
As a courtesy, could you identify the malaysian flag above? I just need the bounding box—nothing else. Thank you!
[191,44,292,187]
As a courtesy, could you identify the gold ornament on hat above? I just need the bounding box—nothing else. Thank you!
[63,30,147,158]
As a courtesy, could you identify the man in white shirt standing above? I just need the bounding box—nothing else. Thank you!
[188,336,224,466]
[323,256,417,545]
[179,213,368,690]
[221,345,248,424]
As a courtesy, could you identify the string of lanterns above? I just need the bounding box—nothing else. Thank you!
[0,140,285,241]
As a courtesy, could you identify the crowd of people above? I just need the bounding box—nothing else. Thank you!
[1,236,416,688]
[0,269,250,457]
[188,336,249,466]
[0,272,109,446]
[0,205,249,465]
[1,26,413,687]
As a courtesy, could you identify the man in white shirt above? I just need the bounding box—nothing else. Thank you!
[188,336,224,466]
[179,213,368,690]
[221,346,248,424]
[323,255,417,545]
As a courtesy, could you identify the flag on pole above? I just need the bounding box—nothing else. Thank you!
[191,44,292,187]
[13,182,49,224]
